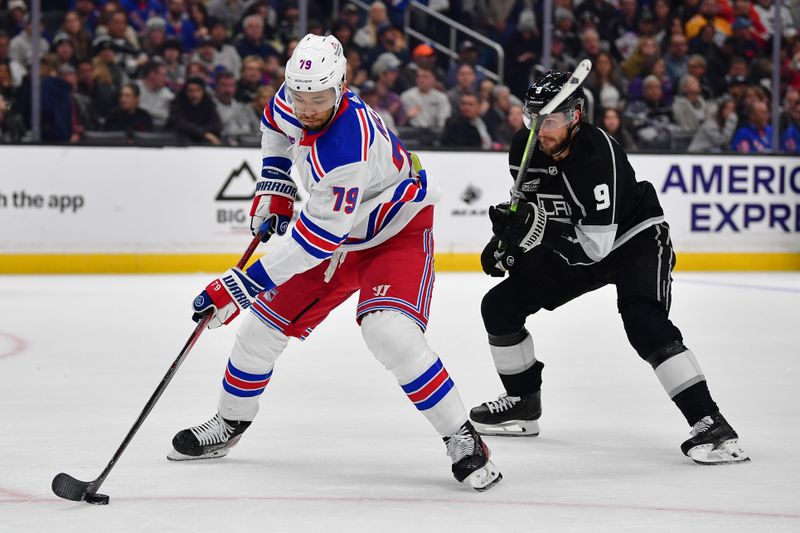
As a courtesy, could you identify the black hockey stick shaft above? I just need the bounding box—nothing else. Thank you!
[52,234,263,503]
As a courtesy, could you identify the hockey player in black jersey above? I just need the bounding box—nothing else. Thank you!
[470,71,749,465]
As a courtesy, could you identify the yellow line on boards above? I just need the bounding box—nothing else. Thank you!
[0,253,799,274]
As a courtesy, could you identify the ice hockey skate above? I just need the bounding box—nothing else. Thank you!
[470,392,541,437]
[681,412,749,465]
[167,413,251,461]
[444,421,503,491]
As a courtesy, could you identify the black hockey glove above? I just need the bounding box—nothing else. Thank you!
[488,201,547,253]
[481,237,522,276]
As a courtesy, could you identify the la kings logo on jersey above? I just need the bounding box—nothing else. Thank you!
[536,193,572,222]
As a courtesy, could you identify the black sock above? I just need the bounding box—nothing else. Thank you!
[672,381,719,426]
[498,361,544,397]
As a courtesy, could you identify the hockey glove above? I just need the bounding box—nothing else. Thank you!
[489,201,548,253]
[192,268,265,329]
[481,238,506,277]
[250,169,297,242]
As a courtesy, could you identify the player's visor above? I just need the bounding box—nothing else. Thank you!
[533,112,573,132]
[286,87,337,115]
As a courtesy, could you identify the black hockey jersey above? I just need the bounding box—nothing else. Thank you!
[508,124,665,266]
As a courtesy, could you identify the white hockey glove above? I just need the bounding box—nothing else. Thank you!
[250,169,297,242]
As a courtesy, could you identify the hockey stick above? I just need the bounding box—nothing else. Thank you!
[497,59,592,268]
[52,234,263,505]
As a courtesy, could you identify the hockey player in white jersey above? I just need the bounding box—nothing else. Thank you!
[168,34,502,491]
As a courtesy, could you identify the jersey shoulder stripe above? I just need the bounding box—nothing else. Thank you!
[262,103,284,134]
[312,95,374,172]
[272,86,303,129]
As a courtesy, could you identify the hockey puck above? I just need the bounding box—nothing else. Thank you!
[84,492,110,505]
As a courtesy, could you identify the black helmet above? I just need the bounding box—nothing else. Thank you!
[523,71,585,128]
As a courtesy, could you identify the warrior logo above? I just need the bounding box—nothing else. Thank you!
[373,284,391,297]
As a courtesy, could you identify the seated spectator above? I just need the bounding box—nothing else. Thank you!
[782,124,800,153]
[249,83,275,131]
[503,19,539,97]
[686,54,714,99]
[16,55,73,142]
[753,0,795,40]
[624,75,674,149]
[141,17,167,58]
[185,60,210,85]
[75,58,115,121]
[685,0,732,41]
[671,75,708,133]
[161,37,185,91]
[0,61,13,98]
[400,66,450,132]
[622,35,660,80]
[398,43,445,94]
[61,11,92,61]
[483,84,516,140]
[779,88,800,134]
[663,32,689,87]
[0,32,26,88]
[555,7,582,58]
[729,18,762,61]
[447,63,477,112]
[192,35,219,74]
[442,93,492,149]
[371,53,405,127]
[628,57,673,104]
[9,19,49,67]
[601,107,638,151]
[165,0,197,53]
[584,51,625,122]
[52,33,77,70]
[119,0,166,34]
[188,2,210,35]
[365,24,408,69]
[354,1,390,49]
[4,0,28,38]
[550,31,578,73]
[105,82,154,135]
[137,60,174,129]
[207,0,255,32]
[236,55,264,104]
[59,63,96,142]
[167,76,222,144]
[236,14,279,60]
[359,80,396,132]
[447,40,485,89]
[493,104,525,148]
[576,27,602,65]
[208,18,241,79]
[478,79,495,116]
[0,92,25,142]
[731,100,772,152]
[689,96,738,152]
[345,48,369,88]
[212,70,256,144]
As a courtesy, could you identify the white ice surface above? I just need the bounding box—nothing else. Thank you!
[1,272,799,532]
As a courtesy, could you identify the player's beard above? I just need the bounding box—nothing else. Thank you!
[539,128,572,158]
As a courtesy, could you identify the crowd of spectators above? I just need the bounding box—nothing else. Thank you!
[0,0,799,153]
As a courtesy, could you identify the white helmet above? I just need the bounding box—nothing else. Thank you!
[284,34,347,118]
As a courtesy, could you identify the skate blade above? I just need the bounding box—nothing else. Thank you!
[472,419,540,437]
[466,460,503,492]
[166,447,231,461]
[687,439,750,465]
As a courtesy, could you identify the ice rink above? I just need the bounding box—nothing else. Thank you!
[1,271,799,532]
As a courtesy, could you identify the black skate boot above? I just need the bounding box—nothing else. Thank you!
[167,413,251,461]
[470,391,541,437]
[681,412,749,465]
[444,421,503,492]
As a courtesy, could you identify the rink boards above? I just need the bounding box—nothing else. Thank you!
[0,146,798,273]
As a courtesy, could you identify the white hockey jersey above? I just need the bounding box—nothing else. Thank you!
[250,85,441,288]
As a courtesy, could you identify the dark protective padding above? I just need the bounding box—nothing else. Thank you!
[644,339,689,369]
[488,328,530,347]
[672,381,720,426]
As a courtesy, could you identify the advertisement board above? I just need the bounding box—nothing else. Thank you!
[0,146,797,272]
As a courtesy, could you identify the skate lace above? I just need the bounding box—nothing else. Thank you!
[485,394,520,414]
[445,426,476,463]
[190,414,233,446]
[690,416,714,437]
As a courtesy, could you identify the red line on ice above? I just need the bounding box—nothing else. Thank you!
[0,331,27,359]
